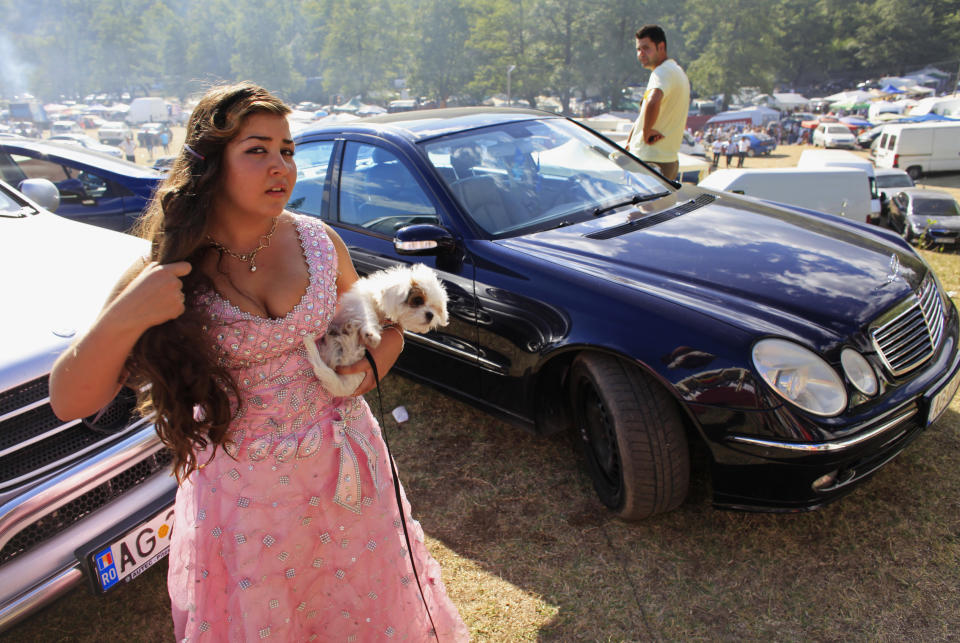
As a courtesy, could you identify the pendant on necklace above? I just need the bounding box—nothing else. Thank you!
[250,265,257,272]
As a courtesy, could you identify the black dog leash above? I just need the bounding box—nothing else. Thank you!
[364,350,441,641]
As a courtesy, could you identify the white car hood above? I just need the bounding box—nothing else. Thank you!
[0,212,148,389]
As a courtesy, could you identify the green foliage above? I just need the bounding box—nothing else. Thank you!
[1,0,958,107]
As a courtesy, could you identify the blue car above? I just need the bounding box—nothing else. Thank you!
[733,132,776,156]
[291,108,959,519]
[0,139,161,232]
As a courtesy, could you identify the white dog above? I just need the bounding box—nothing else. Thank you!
[304,263,448,396]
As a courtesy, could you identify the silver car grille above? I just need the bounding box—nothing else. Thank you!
[0,376,168,565]
[870,276,945,376]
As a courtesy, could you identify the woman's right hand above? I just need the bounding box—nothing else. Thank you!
[110,261,193,331]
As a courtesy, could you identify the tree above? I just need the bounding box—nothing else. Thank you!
[682,0,778,107]
[228,0,302,99]
[407,0,472,105]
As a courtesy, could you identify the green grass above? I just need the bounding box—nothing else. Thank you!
[3,256,959,642]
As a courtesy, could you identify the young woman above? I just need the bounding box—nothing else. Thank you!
[50,82,467,641]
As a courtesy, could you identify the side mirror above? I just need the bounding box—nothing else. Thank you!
[18,178,60,212]
[394,223,456,256]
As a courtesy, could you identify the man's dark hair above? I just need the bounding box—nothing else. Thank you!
[635,24,666,47]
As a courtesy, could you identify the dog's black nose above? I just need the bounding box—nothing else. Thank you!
[425,311,433,321]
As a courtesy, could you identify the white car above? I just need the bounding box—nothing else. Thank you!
[50,120,83,135]
[97,121,132,146]
[812,123,856,149]
[47,133,124,158]
[0,177,173,630]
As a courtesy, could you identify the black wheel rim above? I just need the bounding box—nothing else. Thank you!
[577,378,622,495]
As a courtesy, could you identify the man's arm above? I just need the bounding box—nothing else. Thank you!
[640,88,664,144]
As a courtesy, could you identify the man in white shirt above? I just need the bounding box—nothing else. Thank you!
[625,24,690,181]
[737,135,750,167]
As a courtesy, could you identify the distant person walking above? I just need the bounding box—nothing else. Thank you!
[737,135,749,167]
[725,139,736,167]
[625,24,690,181]
[711,138,723,168]
[120,135,136,162]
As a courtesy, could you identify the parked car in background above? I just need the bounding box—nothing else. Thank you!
[47,133,124,159]
[874,121,960,180]
[138,122,172,149]
[0,138,162,231]
[9,122,40,138]
[97,121,132,146]
[797,149,882,223]
[0,177,174,632]
[857,125,884,148]
[886,187,960,246]
[875,167,915,221]
[151,155,176,173]
[732,132,776,156]
[699,167,873,222]
[812,123,857,148]
[126,96,168,124]
[290,107,960,520]
[50,120,83,135]
[681,130,706,157]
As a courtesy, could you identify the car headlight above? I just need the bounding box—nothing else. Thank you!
[840,348,878,396]
[752,339,847,416]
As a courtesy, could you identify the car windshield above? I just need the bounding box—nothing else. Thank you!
[422,118,668,236]
[877,174,913,189]
[827,126,850,134]
[0,186,31,218]
[913,197,960,216]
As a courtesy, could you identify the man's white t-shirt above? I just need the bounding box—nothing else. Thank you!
[628,58,690,163]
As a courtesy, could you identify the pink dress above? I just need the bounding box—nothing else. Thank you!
[167,214,468,642]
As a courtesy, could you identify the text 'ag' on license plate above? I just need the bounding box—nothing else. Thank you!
[83,503,175,593]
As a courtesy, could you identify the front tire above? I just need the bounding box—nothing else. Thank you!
[570,353,689,520]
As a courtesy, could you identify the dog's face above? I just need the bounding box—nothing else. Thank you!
[379,265,449,333]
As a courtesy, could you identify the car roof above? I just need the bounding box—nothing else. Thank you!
[296,107,558,142]
[874,167,910,177]
[0,139,160,177]
[897,187,956,201]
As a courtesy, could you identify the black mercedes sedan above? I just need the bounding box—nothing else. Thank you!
[291,108,960,520]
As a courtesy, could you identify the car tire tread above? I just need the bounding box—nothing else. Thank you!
[570,353,689,520]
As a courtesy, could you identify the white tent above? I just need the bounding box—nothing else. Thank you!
[824,89,873,104]
[706,106,780,127]
[771,93,810,110]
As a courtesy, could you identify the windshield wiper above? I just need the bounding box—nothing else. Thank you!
[592,191,669,217]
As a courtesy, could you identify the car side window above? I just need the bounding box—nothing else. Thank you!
[287,140,335,218]
[337,142,439,234]
[11,154,114,201]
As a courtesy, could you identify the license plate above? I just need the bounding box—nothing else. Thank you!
[928,368,960,425]
[88,505,175,592]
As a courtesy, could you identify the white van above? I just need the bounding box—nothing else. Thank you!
[126,97,169,124]
[874,121,960,180]
[698,167,874,222]
[797,149,881,223]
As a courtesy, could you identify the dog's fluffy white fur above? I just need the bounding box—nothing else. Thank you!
[304,263,448,396]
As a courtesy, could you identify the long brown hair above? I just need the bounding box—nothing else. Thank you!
[129,82,291,481]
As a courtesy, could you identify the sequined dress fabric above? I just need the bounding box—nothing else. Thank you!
[168,214,467,642]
